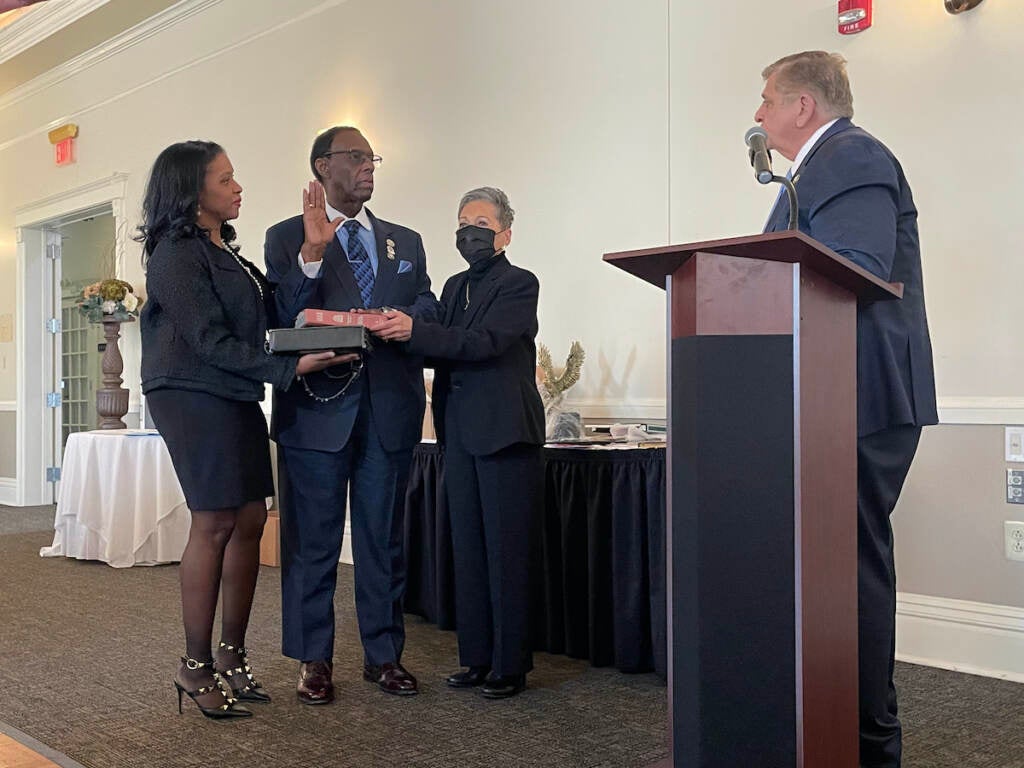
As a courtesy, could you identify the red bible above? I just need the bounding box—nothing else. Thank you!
[294,308,388,330]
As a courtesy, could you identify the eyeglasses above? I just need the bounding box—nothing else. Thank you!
[321,149,383,167]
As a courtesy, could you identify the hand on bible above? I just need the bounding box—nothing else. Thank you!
[371,310,413,343]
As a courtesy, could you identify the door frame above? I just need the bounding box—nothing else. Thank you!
[14,173,128,506]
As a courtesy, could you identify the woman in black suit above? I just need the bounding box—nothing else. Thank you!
[138,141,347,719]
[372,187,545,698]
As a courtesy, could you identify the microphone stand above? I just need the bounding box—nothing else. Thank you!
[771,174,799,231]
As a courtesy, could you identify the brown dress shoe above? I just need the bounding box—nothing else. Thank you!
[297,660,334,705]
[363,661,418,696]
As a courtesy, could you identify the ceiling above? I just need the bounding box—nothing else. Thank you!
[0,5,40,33]
[0,0,180,98]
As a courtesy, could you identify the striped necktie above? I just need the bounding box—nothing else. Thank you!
[344,219,374,308]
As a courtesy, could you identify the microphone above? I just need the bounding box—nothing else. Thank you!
[744,126,774,184]
[743,126,799,230]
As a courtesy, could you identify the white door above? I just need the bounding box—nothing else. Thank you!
[47,213,119,502]
[58,214,115,443]
[14,175,127,507]
[43,230,62,503]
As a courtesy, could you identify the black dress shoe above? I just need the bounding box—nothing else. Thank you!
[445,666,490,688]
[363,662,419,696]
[480,673,526,699]
[297,660,334,705]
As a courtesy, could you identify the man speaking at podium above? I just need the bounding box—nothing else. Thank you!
[755,51,937,768]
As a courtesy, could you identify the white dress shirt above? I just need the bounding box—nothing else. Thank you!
[297,203,376,278]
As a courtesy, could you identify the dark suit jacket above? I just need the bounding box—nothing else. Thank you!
[406,254,545,456]
[141,236,295,400]
[765,118,938,437]
[264,209,438,453]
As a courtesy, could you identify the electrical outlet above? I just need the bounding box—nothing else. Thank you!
[1007,469,1024,503]
[1005,522,1024,561]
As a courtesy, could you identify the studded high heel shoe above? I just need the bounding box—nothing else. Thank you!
[215,642,271,703]
[174,656,252,719]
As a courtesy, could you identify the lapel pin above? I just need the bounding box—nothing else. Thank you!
[386,238,396,260]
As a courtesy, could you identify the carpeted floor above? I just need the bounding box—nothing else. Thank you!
[0,504,56,535]
[0,507,1021,767]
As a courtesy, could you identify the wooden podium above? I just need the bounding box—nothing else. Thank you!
[604,232,901,768]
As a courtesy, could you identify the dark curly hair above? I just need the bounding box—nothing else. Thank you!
[135,140,237,264]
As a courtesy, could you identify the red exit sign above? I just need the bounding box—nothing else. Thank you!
[55,137,75,166]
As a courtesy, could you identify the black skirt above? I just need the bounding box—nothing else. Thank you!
[145,388,274,511]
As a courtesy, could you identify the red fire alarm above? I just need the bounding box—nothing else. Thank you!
[838,0,872,35]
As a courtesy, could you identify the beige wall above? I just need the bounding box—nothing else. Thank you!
[896,425,1024,608]
[0,0,1021,603]
[0,1,1017,407]
[664,1,1024,609]
[669,2,1020,401]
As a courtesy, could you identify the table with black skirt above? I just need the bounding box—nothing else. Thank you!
[402,441,667,676]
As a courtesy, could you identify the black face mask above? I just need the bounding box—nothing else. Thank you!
[455,225,497,264]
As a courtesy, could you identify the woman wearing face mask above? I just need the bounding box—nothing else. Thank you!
[371,187,544,698]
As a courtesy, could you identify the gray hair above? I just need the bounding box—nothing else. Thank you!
[762,51,854,120]
[458,187,515,230]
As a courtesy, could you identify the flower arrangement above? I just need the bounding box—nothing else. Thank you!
[76,278,142,323]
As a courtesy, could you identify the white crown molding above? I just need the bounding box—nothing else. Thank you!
[14,171,126,226]
[0,0,222,112]
[896,592,1024,683]
[0,0,114,66]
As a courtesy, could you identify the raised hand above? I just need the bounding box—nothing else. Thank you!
[300,181,344,263]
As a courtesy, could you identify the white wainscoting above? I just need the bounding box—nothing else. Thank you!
[0,400,14,504]
[936,397,1024,426]
[567,397,666,421]
[896,592,1024,683]
[0,477,16,506]
[565,396,1024,426]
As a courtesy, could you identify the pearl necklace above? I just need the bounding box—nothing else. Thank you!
[218,241,264,301]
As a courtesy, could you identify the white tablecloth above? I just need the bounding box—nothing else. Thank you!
[40,430,191,567]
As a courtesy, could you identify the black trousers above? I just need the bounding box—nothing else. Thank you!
[857,425,922,768]
[442,421,542,677]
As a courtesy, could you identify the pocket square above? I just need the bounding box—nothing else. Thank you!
[397,259,413,274]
